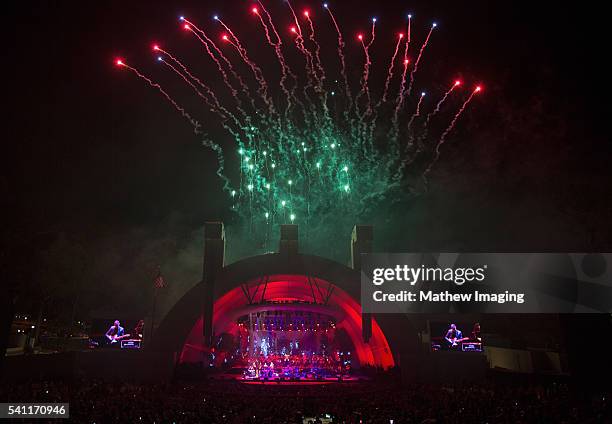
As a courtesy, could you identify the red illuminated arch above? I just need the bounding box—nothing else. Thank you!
[152,253,405,369]
[179,274,394,368]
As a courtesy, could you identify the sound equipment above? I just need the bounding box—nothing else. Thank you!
[461,342,482,352]
[120,339,141,349]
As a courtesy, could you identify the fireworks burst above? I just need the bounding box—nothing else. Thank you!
[115,3,481,253]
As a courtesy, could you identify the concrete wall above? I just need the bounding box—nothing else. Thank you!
[485,346,564,374]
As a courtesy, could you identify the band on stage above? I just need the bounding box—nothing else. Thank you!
[244,348,351,380]
[442,322,482,350]
[104,319,144,346]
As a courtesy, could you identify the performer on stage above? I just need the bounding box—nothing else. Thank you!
[105,320,125,344]
[471,322,482,342]
[444,323,464,348]
[133,320,144,340]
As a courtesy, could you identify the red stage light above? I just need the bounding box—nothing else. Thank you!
[222,34,229,41]
[398,33,404,38]
[290,26,297,33]
[152,44,160,51]
[304,10,309,17]
[115,59,124,66]
[357,34,363,40]
[184,24,190,30]
[252,7,258,14]
[475,85,482,92]
[454,80,461,86]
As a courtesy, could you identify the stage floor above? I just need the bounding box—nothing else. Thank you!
[213,372,364,384]
[241,380,335,385]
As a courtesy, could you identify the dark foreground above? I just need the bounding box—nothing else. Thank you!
[1,375,610,424]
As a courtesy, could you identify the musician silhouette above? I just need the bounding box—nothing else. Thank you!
[105,320,125,345]
[444,323,463,348]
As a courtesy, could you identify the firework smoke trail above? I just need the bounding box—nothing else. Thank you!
[183,19,260,119]
[355,20,375,119]
[252,4,300,118]
[379,33,404,105]
[395,91,429,179]
[257,0,303,112]
[290,29,318,109]
[155,46,243,129]
[286,1,306,55]
[202,138,232,191]
[304,11,326,92]
[391,15,412,135]
[406,22,436,97]
[287,1,320,106]
[185,22,274,157]
[252,6,275,44]
[364,18,377,113]
[424,80,461,128]
[324,4,353,125]
[158,56,247,145]
[366,31,404,156]
[289,26,322,127]
[367,17,377,48]
[424,86,481,177]
[117,60,199,130]
[286,7,316,113]
[218,21,277,118]
[158,57,215,112]
[182,24,242,109]
[406,92,426,133]
[303,10,335,129]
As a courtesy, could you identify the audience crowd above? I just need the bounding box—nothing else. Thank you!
[0,376,609,423]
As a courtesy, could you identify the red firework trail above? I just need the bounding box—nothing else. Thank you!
[158,57,220,116]
[154,45,232,119]
[356,33,373,118]
[291,29,316,97]
[252,3,298,115]
[424,86,481,176]
[250,7,273,44]
[289,29,318,111]
[217,20,270,90]
[406,92,426,132]
[286,0,321,106]
[220,26,276,116]
[406,14,412,44]
[216,19,241,48]
[380,32,404,105]
[155,50,241,131]
[117,60,199,130]
[286,0,303,36]
[255,1,280,44]
[304,11,326,91]
[290,8,316,81]
[183,19,257,114]
[392,15,412,128]
[424,80,461,127]
[324,4,352,108]
[364,18,377,113]
[183,23,240,102]
[367,18,377,49]
[406,22,436,96]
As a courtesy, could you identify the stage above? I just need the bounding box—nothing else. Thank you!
[213,370,364,384]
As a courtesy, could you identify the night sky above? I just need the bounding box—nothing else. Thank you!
[5,1,611,319]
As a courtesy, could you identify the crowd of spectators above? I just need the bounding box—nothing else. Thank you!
[0,376,609,423]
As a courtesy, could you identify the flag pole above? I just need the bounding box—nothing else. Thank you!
[151,286,158,341]
[150,266,163,343]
